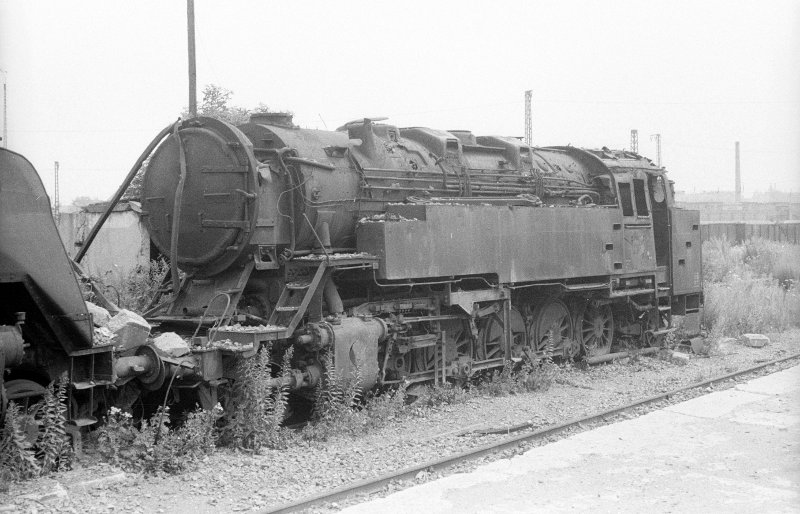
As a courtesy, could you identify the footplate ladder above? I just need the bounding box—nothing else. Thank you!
[268,260,329,335]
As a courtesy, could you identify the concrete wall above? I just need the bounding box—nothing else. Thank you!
[700,221,800,244]
[57,207,150,282]
[677,201,800,223]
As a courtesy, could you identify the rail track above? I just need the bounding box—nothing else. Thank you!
[263,352,800,513]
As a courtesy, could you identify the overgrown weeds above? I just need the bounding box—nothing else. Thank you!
[219,343,295,451]
[86,258,170,313]
[94,404,219,474]
[703,237,800,336]
[415,381,470,408]
[301,359,408,442]
[117,258,170,312]
[0,381,73,481]
[478,358,560,396]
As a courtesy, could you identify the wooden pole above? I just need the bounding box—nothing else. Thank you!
[187,0,197,118]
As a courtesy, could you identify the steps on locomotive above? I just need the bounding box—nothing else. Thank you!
[268,255,380,330]
[67,346,115,428]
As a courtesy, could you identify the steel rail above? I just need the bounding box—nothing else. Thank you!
[261,351,800,514]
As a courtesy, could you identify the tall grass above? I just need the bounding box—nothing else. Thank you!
[703,237,800,336]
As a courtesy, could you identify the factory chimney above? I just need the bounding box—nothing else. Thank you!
[735,141,741,203]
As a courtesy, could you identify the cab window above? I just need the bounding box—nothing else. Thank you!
[633,179,649,216]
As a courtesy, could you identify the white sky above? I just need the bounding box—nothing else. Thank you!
[1,0,798,204]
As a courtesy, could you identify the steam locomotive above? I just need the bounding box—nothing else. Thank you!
[1,111,702,424]
[135,113,702,405]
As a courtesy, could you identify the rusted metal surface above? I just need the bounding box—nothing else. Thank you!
[357,203,627,283]
[133,113,703,396]
[670,208,702,295]
[142,117,259,277]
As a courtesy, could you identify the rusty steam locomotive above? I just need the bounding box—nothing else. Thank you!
[1,111,702,423]
[136,112,702,404]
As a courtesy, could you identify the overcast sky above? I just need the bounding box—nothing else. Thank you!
[1,0,798,204]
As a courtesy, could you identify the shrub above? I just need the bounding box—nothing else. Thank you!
[518,360,559,392]
[219,344,295,451]
[478,358,560,396]
[416,381,471,408]
[118,258,170,312]
[480,361,518,397]
[0,403,42,480]
[703,238,800,336]
[361,385,407,428]
[0,380,73,481]
[302,358,367,442]
[95,404,219,474]
[301,359,412,442]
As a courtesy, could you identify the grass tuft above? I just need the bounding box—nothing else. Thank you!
[703,237,800,336]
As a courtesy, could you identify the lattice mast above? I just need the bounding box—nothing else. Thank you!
[524,90,532,146]
[630,129,638,153]
[650,133,662,167]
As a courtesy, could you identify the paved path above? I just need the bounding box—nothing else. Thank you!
[341,365,800,513]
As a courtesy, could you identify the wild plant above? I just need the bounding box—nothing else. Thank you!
[0,402,42,480]
[703,238,800,336]
[0,380,72,481]
[95,404,220,474]
[302,357,367,442]
[219,343,294,451]
[418,381,471,407]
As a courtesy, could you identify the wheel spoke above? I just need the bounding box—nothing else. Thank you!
[575,303,614,357]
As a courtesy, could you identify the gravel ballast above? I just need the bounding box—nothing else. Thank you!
[3,330,799,513]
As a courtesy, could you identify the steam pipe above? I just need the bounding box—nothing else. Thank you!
[76,120,177,263]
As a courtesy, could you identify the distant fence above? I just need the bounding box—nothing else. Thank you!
[701,221,800,244]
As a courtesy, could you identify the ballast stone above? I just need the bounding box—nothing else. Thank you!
[106,309,151,351]
[153,332,191,357]
[670,351,691,366]
[85,301,111,327]
[740,333,770,348]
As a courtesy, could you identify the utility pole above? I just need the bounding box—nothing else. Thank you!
[53,161,61,224]
[1,68,7,148]
[650,133,662,167]
[630,129,638,154]
[187,0,197,117]
[524,90,532,146]
[735,141,741,203]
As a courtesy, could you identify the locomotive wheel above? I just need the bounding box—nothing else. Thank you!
[409,347,437,373]
[530,299,574,355]
[478,308,526,361]
[644,306,667,347]
[575,302,614,357]
[440,319,472,361]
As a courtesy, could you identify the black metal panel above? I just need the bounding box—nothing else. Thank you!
[670,208,702,295]
[357,203,634,282]
[142,117,259,277]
